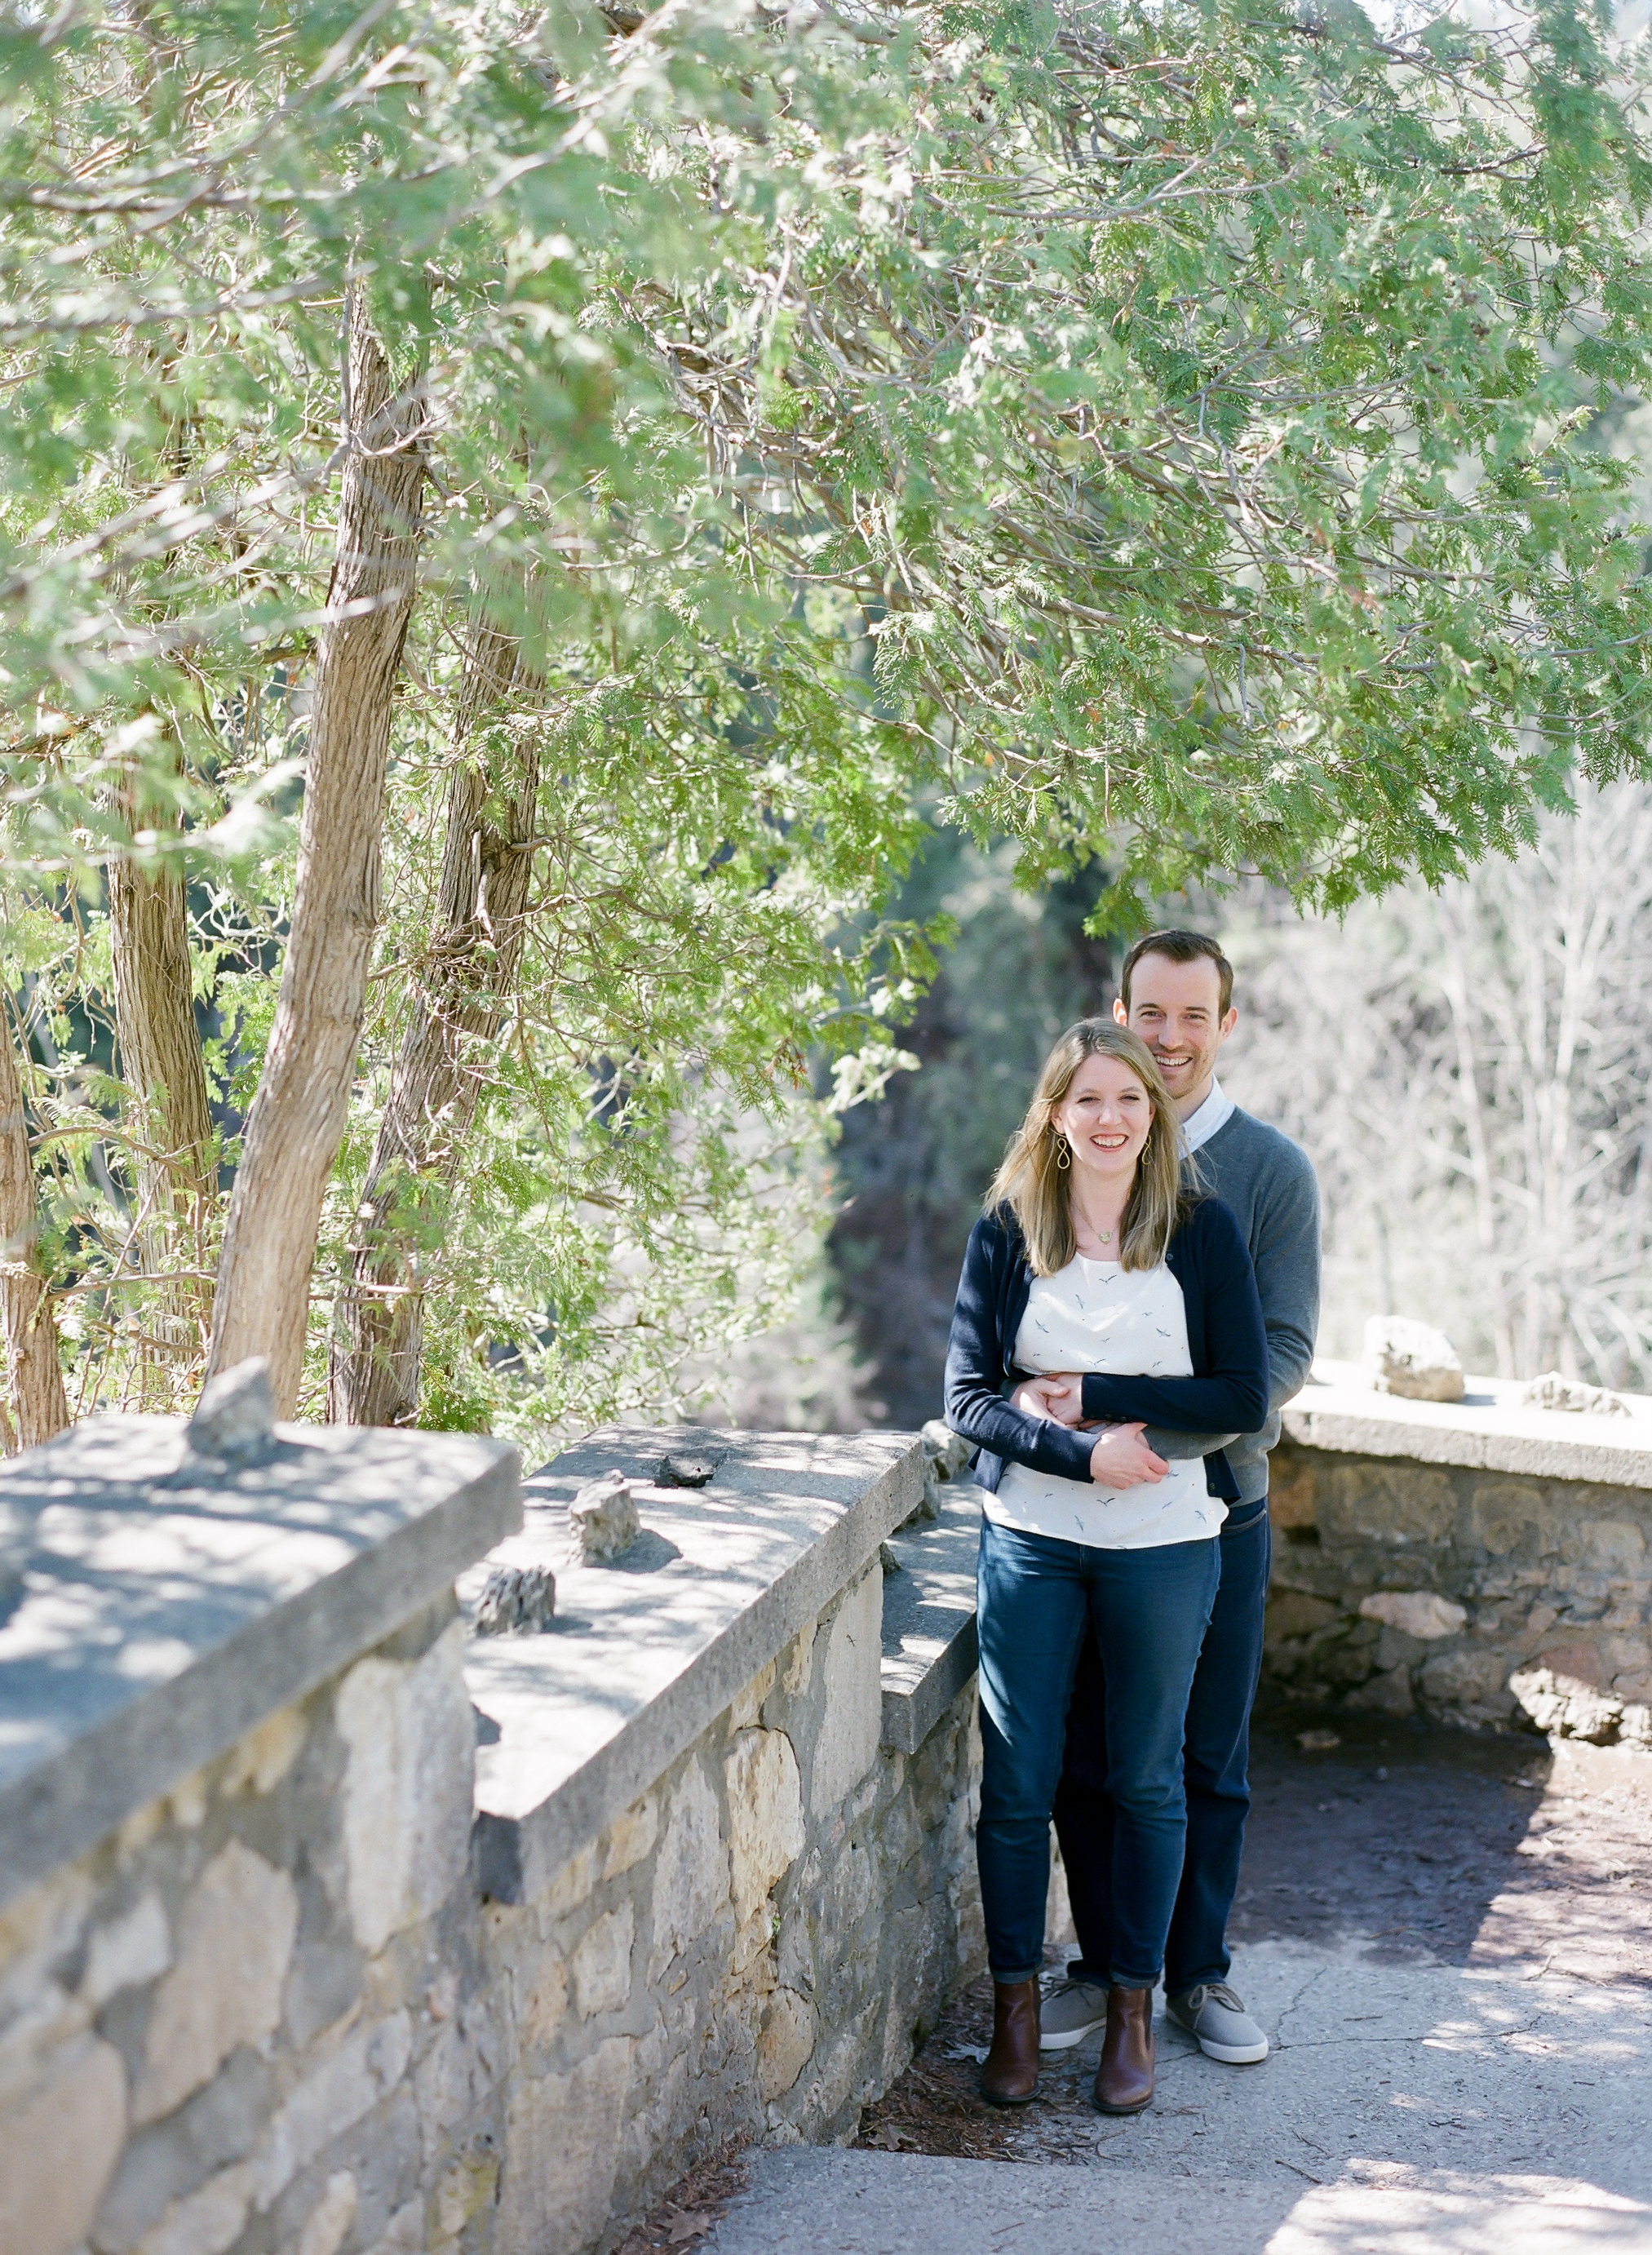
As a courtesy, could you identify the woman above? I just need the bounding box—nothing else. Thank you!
[943,1019,1266,2115]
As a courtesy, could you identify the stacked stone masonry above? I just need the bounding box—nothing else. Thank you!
[22,1365,1641,2255]
[1267,1366,1652,1747]
[0,1420,984,2255]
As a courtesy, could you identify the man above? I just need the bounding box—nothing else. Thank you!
[1023,929,1320,2072]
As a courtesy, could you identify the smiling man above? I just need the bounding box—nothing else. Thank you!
[1030,929,1321,2072]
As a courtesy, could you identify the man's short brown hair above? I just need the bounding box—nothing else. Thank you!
[1119,929,1233,1018]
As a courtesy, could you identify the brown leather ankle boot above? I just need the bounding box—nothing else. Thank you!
[980,1978,1041,2106]
[1093,1983,1154,2114]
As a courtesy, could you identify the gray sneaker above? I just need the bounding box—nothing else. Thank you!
[1166,1982,1269,2063]
[1038,1974,1109,2051]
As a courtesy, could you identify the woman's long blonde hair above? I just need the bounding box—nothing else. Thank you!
[986,1020,1191,1276]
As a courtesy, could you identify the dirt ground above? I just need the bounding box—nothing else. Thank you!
[614,2143,752,2252]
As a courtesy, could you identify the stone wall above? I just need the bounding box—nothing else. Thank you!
[1265,1369,1652,1746]
[2,1597,476,2255]
[0,1412,983,2255]
[480,1566,981,2255]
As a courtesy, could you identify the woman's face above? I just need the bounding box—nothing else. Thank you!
[1052,1052,1154,1186]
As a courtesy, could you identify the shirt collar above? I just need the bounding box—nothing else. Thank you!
[1180,1076,1234,1156]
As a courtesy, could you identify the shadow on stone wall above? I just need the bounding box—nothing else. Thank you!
[1264,1438,1652,1748]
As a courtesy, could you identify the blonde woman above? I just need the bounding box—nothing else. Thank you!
[943,1021,1266,2116]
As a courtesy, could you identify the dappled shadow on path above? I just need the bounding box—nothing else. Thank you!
[671,1709,1652,2252]
[1233,1698,1652,1987]
[852,1703,1652,2211]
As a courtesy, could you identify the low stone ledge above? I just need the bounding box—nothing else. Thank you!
[1269,1363,1652,1743]
[1283,1359,1652,1490]
[880,1492,979,1755]
[0,1417,979,2255]
[0,1414,520,1910]
[464,1426,922,1904]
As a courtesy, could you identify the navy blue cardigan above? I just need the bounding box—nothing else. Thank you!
[941,1198,1269,1501]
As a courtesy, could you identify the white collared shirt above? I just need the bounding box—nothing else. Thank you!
[1180,1076,1234,1156]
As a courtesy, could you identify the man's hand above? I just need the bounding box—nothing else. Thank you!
[1088,1423,1168,1490]
[1010,1372,1087,1425]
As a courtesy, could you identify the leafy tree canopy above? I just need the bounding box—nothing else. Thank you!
[649,0,1652,914]
[0,0,1649,1438]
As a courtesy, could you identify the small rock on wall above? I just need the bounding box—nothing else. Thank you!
[1363,1316,1466,1402]
[567,1469,641,1562]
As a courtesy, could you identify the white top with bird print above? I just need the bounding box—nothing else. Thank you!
[986,1255,1226,1549]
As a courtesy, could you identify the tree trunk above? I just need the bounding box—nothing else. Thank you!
[109,784,214,1216]
[109,766,215,1390]
[206,291,426,1415]
[327,622,537,1424]
[0,1002,70,1450]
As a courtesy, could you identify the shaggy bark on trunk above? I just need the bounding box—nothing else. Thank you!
[206,292,426,1414]
[0,1003,69,1450]
[327,621,537,1424]
[109,770,216,1384]
[109,845,214,1212]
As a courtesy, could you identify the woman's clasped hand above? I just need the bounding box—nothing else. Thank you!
[1008,1374,1171,1490]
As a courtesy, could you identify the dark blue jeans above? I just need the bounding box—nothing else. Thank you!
[1053,1498,1271,1993]
[975,1516,1220,1987]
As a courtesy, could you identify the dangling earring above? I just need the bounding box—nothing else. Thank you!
[1054,1138,1071,1172]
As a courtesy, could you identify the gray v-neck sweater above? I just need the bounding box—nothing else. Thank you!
[1148,1105,1322,1504]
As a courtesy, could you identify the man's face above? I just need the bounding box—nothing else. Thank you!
[1114,951,1238,1116]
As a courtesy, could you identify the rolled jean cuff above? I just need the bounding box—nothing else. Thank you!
[1109,1964,1162,1990]
[1167,1964,1225,1994]
[990,1961,1043,1986]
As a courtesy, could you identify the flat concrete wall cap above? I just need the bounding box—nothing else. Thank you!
[0,1415,520,1912]
[466,1426,921,1903]
[880,1493,980,1756]
[1283,1361,1652,1491]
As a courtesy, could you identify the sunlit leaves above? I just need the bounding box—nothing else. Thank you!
[3,0,1652,1435]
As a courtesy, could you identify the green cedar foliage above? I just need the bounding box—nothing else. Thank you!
[655,0,1652,916]
[1,0,1650,1438]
